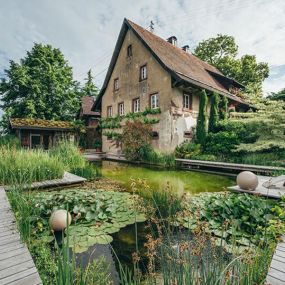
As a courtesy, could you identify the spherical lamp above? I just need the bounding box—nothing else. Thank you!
[49,210,72,231]
[236,171,258,191]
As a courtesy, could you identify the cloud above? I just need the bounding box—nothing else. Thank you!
[0,0,285,95]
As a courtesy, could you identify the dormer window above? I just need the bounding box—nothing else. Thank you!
[140,65,147,81]
[114,78,119,91]
[127,44,132,57]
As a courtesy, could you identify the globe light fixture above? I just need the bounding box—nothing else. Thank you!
[236,171,258,191]
[49,209,71,231]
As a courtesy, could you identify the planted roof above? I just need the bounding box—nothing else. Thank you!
[10,118,73,131]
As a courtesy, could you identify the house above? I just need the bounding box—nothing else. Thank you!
[78,96,101,149]
[10,118,76,149]
[93,18,251,154]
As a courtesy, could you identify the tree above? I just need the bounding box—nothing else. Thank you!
[0,43,81,129]
[208,92,220,133]
[82,69,99,98]
[194,34,269,97]
[121,120,152,161]
[268,88,285,101]
[219,95,228,120]
[196,90,208,145]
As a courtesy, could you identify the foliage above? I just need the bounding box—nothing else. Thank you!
[0,146,65,185]
[0,134,20,148]
[141,147,176,167]
[31,189,146,253]
[268,88,285,101]
[81,69,99,98]
[75,257,112,285]
[29,240,58,285]
[194,34,269,96]
[175,142,201,159]
[121,120,152,161]
[176,192,283,245]
[0,43,82,131]
[219,95,228,120]
[208,92,220,133]
[204,131,239,156]
[196,90,208,145]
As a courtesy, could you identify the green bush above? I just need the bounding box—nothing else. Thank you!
[204,131,239,156]
[175,142,201,159]
[0,135,21,148]
[208,92,220,133]
[196,90,208,144]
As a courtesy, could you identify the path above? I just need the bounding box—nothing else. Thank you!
[0,187,42,285]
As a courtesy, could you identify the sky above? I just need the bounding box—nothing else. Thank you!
[0,0,285,114]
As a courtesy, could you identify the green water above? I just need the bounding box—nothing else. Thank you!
[100,161,234,196]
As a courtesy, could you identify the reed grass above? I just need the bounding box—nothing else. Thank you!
[0,146,65,185]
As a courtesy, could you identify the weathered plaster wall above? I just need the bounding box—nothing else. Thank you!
[101,29,201,154]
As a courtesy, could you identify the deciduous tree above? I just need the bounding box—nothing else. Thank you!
[0,43,82,131]
[194,34,269,97]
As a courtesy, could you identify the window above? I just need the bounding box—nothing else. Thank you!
[133,98,140,113]
[127,44,132,57]
[151,131,159,139]
[183,93,192,109]
[114,78,119,91]
[150,93,159,109]
[107,106,113,117]
[184,131,193,138]
[140,65,147,81]
[118,102,124,116]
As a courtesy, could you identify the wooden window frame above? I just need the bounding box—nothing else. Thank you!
[107,105,113,117]
[118,102,124,116]
[127,44,132,57]
[139,64,147,81]
[114,78,119,91]
[149,93,159,109]
[183,93,192,110]
[132,97,140,113]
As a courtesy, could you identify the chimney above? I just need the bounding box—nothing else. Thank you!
[167,36,177,46]
[182,45,190,53]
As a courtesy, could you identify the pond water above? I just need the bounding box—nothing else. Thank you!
[99,160,234,196]
[80,161,235,283]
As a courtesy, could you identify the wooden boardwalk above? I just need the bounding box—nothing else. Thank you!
[267,236,285,285]
[0,187,42,285]
[228,176,285,199]
[5,171,86,191]
[176,159,285,175]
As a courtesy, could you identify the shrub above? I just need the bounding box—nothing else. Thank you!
[219,95,228,120]
[208,92,220,133]
[175,142,201,159]
[0,134,20,148]
[196,90,208,144]
[204,131,239,156]
[121,120,152,161]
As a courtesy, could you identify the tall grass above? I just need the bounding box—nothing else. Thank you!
[0,146,65,185]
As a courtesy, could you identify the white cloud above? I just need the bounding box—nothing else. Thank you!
[0,0,285,94]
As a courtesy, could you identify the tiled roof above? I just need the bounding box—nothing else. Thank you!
[10,118,73,130]
[93,18,251,109]
[80,96,100,116]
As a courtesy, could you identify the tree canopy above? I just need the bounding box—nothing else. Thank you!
[194,34,269,97]
[0,43,82,125]
[268,88,285,101]
[81,69,99,98]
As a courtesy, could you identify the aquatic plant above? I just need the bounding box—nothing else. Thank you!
[31,189,147,252]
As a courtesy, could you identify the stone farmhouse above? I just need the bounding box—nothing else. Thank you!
[93,18,251,154]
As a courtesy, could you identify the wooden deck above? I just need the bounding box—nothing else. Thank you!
[176,159,285,175]
[267,236,285,285]
[0,187,42,285]
[5,171,86,191]
[228,176,285,199]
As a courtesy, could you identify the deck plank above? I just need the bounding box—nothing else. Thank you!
[0,187,42,285]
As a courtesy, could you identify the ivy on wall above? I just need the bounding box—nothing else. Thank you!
[100,107,161,129]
